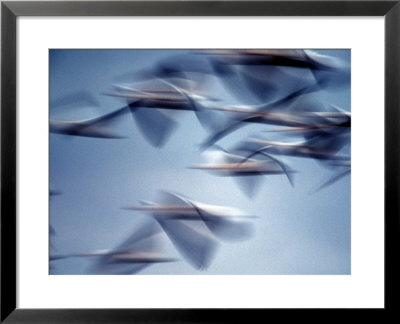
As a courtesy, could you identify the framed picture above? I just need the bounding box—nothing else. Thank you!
[1,0,398,322]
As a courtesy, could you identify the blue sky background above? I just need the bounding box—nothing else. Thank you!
[49,49,350,275]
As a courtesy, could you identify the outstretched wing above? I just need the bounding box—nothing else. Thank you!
[87,219,162,274]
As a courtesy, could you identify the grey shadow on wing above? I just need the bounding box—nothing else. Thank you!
[128,100,178,148]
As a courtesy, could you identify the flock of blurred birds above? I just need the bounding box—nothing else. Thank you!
[50,49,350,274]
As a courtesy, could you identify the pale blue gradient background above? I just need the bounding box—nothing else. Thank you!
[49,49,350,275]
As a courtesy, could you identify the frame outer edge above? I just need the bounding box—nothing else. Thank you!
[2,1,399,16]
[0,0,398,322]
[1,1,17,322]
[1,2,17,322]
[385,1,400,312]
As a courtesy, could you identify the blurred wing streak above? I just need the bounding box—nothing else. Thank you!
[312,169,351,193]
[156,217,218,270]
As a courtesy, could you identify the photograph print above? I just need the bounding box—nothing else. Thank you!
[49,49,351,275]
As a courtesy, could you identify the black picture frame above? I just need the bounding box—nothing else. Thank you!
[1,1,399,322]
